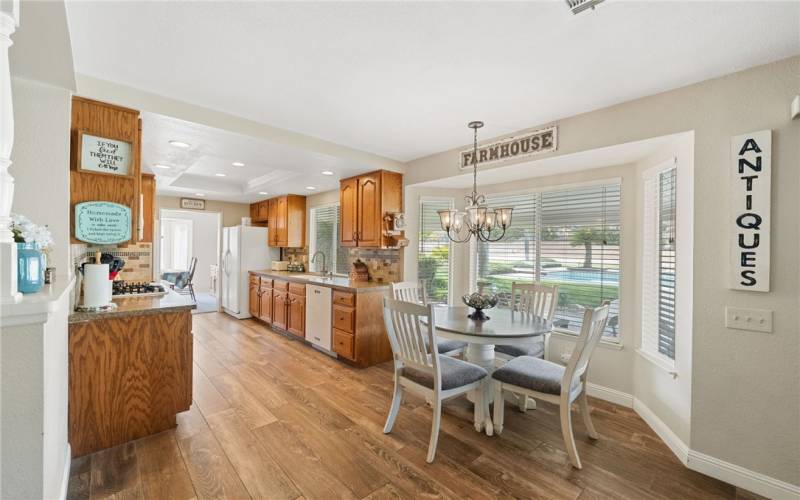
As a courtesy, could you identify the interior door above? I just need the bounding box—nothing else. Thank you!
[340,177,358,247]
[357,173,382,247]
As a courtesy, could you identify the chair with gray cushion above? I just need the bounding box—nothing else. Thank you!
[495,282,558,363]
[390,281,467,357]
[492,301,611,469]
[382,297,489,463]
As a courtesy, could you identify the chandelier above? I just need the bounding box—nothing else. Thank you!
[438,121,513,243]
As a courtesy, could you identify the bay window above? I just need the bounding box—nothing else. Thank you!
[473,182,621,339]
[418,198,453,304]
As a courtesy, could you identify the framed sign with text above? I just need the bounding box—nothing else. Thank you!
[459,126,557,170]
[74,201,132,244]
[180,198,206,210]
[77,131,133,176]
[730,129,771,292]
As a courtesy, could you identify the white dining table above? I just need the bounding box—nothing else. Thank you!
[427,305,552,435]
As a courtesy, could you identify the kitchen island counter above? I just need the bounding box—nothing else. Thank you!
[68,288,196,324]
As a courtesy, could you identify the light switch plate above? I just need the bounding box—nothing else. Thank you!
[725,307,773,333]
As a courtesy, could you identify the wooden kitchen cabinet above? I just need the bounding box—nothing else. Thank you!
[140,173,156,242]
[259,279,273,323]
[287,285,306,338]
[339,170,403,248]
[273,195,306,248]
[272,290,288,330]
[248,275,260,317]
[267,198,278,245]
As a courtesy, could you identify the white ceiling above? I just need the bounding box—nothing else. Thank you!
[65,1,800,163]
[141,112,373,202]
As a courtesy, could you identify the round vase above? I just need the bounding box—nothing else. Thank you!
[17,242,45,294]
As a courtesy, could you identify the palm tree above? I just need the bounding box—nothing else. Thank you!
[569,227,604,269]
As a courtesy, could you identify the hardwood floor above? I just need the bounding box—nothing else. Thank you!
[67,312,761,500]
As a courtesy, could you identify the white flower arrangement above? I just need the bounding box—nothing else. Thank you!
[10,213,53,250]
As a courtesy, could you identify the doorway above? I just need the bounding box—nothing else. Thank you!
[157,208,222,314]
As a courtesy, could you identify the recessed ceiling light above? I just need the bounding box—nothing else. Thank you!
[305,186,316,190]
[321,170,334,176]
[215,173,227,177]
[195,193,205,197]
[153,164,171,169]
[258,191,268,195]
[169,140,191,149]
[232,162,245,167]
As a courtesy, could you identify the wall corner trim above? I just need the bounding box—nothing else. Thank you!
[686,451,800,500]
[631,397,799,499]
[633,398,690,464]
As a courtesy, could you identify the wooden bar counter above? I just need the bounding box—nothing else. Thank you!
[68,290,195,457]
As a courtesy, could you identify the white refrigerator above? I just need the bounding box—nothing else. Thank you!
[221,225,280,319]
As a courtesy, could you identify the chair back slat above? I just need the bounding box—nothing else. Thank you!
[391,281,427,305]
[562,301,610,393]
[511,282,558,322]
[383,298,440,379]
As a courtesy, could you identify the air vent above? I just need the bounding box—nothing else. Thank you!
[566,0,605,15]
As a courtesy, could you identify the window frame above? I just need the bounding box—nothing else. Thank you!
[469,177,624,343]
[418,196,455,305]
[308,202,347,276]
[638,159,678,370]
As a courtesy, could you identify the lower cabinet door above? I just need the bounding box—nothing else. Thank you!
[248,283,260,318]
[287,293,305,338]
[258,287,273,323]
[272,292,288,330]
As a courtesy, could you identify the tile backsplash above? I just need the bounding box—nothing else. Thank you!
[283,246,403,282]
[71,242,153,282]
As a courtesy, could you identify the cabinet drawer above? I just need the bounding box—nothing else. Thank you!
[332,305,355,333]
[249,275,261,286]
[332,328,355,360]
[332,290,355,307]
[273,279,289,291]
[288,282,306,296]
[259,278,273,290]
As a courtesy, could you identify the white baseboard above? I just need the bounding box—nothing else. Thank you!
[687,450,800,500]
[58,444,71,500]
[632,398,690,464]
[587,382,634,408]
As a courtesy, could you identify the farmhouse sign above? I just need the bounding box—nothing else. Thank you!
[180,198,206,210]
[78,132,132,176]
[75,201,132,245]
[730,130,771,292]
[460,126,557,170]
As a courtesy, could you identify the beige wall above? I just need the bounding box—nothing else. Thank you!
[406,57,800,485]
[10,77,72,276]
[156,196,250,227]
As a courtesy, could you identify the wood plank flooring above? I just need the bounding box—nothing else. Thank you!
[67,312,762,500]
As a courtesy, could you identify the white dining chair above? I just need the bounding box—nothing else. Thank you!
[390,281,466,357]
[496,282,558,362]
[491,301,610,469]
[382,297,490,463]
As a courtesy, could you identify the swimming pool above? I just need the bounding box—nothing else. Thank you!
[541,268,620,285]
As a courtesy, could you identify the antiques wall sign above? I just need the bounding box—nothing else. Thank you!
[75,201,132,244]
[459,126,557,170]
[78,132,133,176]
[180,198,206,210]
[730,129,771,292]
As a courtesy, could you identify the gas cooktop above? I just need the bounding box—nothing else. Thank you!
[112,281,168,297]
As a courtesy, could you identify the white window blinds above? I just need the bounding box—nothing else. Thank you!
[309,204,347,275]
[419,199,453,304]
[642,166,677,361]
[474,183,621,339]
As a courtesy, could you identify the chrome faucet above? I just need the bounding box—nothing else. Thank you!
[310,251,330,276]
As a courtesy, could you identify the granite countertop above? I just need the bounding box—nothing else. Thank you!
[69,289,196,324]
[249,270,392,293]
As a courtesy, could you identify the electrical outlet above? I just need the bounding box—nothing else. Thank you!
[725,307,773,333]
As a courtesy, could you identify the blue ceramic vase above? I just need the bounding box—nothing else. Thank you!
[17,242,45,294]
